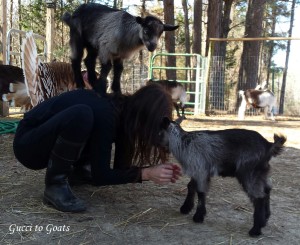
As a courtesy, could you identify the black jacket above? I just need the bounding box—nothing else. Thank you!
[13,89,141,186]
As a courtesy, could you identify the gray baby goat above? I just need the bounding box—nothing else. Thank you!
[159,117,286,237]
[62,3,178,95]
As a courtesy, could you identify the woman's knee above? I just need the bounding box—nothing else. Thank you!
[61,105,94,140]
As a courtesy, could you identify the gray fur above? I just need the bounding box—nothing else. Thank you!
[160,118,286,236]
[89,11,143,62]
[62,3,179,94]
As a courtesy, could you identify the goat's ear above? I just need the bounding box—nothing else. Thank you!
[163,24,179,31]
[136,16,144,25]
[161,117,170,129]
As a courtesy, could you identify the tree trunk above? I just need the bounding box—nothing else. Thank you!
[139,0,146,80]
[279,0,296,114]
[266,4,277,88]
[182,0,191,82]
[192,0,202,56]
[206,0,223,109]
[191,0,202,103]
[18,0,21,54]
[219,0,234,58]
[2,0,7,64]
[163,0,176,80]
[205,0,222,57]
[238,0,267,91]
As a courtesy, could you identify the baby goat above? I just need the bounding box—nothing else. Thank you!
[160,117,286,237]
[238,89,276,120]
[62,3,178,95]
[148,79,189,118]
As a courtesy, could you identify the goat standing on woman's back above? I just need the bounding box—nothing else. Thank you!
[159,117,286,237]
[62,3,178,95]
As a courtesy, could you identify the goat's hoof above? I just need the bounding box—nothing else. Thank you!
[193,213,204,223]
[180,204,193,214]
[248,227,262,237]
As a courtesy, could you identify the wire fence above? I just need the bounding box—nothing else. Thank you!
[121,59,148,94]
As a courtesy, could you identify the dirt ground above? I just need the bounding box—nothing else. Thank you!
[0,115,299,245]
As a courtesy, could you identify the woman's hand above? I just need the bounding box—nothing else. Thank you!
[142,163,182,184]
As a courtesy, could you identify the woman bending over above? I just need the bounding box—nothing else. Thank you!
[13,83,181,212]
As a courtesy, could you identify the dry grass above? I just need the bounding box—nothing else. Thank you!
[0,115,299,244]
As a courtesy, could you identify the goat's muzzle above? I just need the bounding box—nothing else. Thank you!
[146,43,157,52]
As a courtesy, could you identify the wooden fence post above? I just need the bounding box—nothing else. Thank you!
[2,0,7,64]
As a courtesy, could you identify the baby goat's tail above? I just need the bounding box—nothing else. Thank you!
[270,133,287,156]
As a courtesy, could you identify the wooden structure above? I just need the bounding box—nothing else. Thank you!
[2,0,7,64]
[46,1,55,62]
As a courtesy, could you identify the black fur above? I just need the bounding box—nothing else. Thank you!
[160,119,287,237]
[0,65,24,102]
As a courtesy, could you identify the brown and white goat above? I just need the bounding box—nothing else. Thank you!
[0,64,32,111]
[159,117,286,237]
[148,79,189,118]
[238,89,276,120]
[0,65,24,99]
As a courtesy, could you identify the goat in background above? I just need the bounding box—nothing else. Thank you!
[0,64,32,111]
[238,88,276,121]
[148,79,189,118]
[62,3,179,95]
[159,117,286,237]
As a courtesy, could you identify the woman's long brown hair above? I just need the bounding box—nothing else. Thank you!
[116,83,173,167]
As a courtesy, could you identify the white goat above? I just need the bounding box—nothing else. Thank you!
[238,89,276,120]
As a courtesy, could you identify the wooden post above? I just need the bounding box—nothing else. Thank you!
[1,0,9,116]
[46,2,55,62]
[2,0,7,64]
[0,101,9,117]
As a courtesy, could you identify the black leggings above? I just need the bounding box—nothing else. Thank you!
[13,104,94,170]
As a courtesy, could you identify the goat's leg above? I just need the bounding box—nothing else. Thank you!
[249,197,266,237]
[84,47,98,88]
[69,32,85,89]
[269,106,275,121]
[174,102,181,118]
[264,185,272,222]
[238,99,247,120]
[180,178,197,214]
[263,106,269,120]
[193,191,207,223]
[94,61,112,95]
[112,59,124,93]
[180,102,186,119]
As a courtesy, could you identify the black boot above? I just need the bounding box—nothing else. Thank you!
[69,162,92,186]
[43,136,87,212]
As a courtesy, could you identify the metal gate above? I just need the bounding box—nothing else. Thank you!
[149,53,207,115]
[6,29,47,65]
